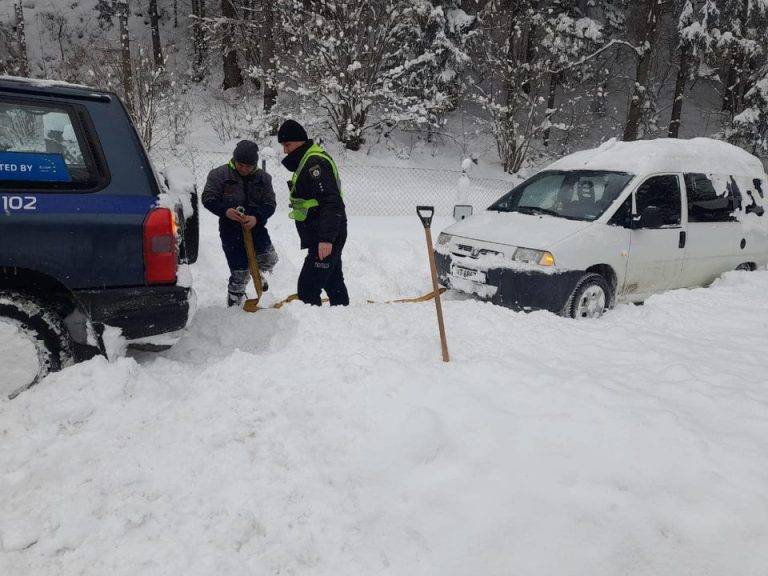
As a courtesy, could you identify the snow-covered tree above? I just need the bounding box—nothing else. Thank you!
[622,0,667,141]
[13,0,30,77]
[0,19,22,76]
[259,0,278,112]
[732,69,768,156]
[275,0,444,150]
[220,0,244,90]
[668,0,695,137]
[116,0,134,115]
[190,0,209,82]
[717,0,761,116]
[470,0,608,173]
[95,0,117,29]
[667,0,720,137]
[148,0,164,68]
[399,0,475,137]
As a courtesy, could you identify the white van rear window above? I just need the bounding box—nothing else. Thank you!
[684,174,746,222]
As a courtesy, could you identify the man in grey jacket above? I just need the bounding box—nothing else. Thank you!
[202,140,278,307]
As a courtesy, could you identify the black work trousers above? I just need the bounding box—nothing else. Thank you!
[297,235,349,306]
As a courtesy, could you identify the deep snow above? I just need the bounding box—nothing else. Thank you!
[2,208,768,575]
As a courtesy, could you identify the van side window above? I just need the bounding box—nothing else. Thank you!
[635,175,681,227]
[731,176,765,216]
[684,173,737,222]
[754,178,765,199]
[0,97,104,191]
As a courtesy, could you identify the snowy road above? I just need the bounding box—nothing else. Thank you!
[2,211,768,575]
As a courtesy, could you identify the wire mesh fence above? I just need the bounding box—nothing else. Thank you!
[149,148,518,216]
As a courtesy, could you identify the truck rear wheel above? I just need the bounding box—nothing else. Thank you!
[0,291,73,399]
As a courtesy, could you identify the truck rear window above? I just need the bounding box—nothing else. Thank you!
[0,98,106,191]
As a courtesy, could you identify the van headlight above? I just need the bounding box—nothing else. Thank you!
[437,233,452,246]
[513,247,555,267]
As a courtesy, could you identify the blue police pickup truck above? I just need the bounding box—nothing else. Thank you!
[0,76,198,398]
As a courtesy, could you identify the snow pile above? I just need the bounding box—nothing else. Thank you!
[157,165,196,219]
[99,325,126,362]
[2,212,768,575]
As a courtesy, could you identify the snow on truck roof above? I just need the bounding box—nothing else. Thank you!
[547,137,766,178]
[0,75,111,99]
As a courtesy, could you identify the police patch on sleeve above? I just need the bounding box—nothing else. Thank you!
[310,165,322,179]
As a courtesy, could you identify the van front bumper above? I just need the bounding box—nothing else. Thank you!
[435,252,583,315]
[74,285,195,346]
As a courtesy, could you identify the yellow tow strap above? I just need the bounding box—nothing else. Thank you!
[243,288,448,313]
[238,205,447,313]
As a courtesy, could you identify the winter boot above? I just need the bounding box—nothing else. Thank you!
[227,292,245,307]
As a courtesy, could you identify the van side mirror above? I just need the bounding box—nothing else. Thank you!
[632,205,664,229]
[453,204,473,221]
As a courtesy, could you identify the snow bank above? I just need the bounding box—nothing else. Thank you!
[2,212,768,576]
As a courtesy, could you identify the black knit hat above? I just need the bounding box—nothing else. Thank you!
[233,140,259,165]
[277,119,308,143]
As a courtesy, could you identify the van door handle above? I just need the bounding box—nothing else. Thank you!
[679,231,686,249]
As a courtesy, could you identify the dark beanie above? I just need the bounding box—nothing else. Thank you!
[233,140,259,165]
[277,119,308,143]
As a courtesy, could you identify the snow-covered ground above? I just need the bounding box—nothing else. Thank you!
[2,208,768,575]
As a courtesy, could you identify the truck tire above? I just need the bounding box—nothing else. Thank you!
[565,274,612,319]
[0,291,74,399]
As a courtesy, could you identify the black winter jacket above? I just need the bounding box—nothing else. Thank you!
[282,141,347,249]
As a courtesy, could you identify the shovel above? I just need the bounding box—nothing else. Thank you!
[236,206,264,313]
[417,205,450,362]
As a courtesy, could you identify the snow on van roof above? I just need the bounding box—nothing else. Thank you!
[547,137,765,177]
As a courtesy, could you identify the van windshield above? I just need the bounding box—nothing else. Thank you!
[489,170,634,221]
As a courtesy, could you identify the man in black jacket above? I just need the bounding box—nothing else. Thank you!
[278,120,349,306]
[202,140,278,307]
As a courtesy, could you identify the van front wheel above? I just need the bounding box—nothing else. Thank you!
[566,274,612,320]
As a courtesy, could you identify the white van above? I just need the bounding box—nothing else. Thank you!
[436,138,768,318]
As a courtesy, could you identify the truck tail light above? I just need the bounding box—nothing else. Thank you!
[143,207,177,285]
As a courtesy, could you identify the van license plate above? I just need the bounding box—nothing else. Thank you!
[451,265,486,283]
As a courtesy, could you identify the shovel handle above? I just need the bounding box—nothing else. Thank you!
[416,205,434,228]
[239,210,263,302]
